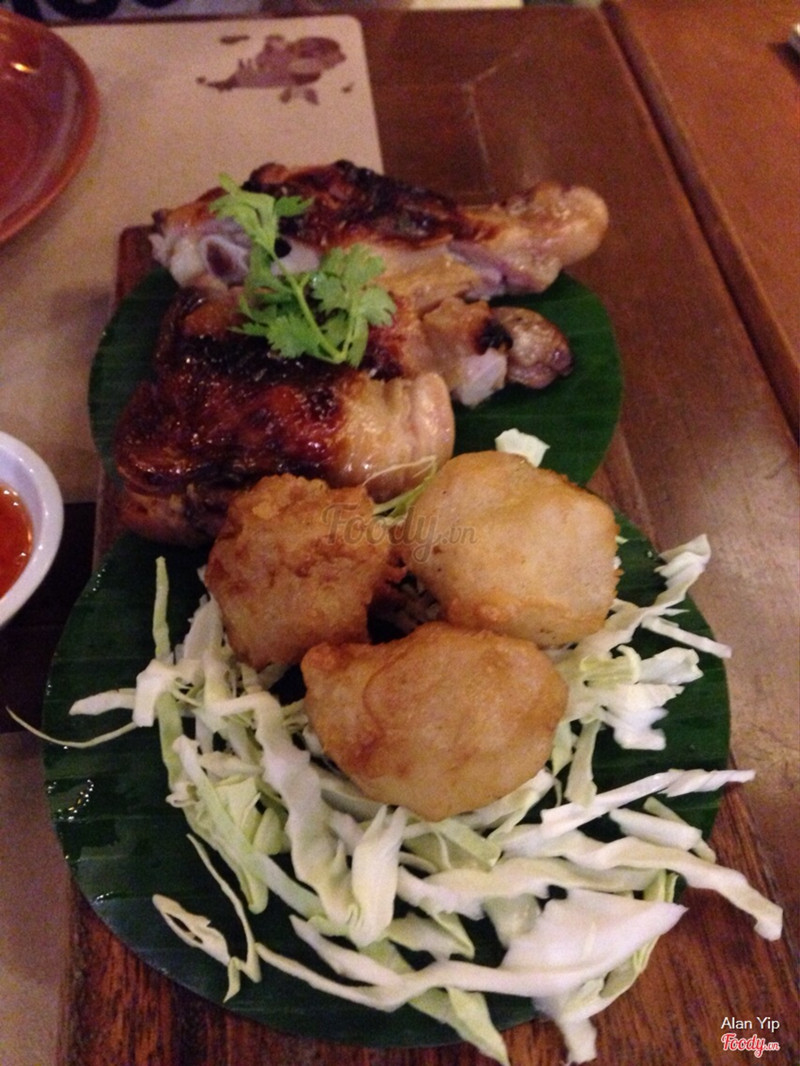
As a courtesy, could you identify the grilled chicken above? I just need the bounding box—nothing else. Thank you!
[149,162,591,405]
[418,297,572,405]
[151,160,609,308]
[114,287,454,545]
[116,164,606,543]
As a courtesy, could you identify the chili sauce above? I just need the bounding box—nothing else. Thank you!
[0,483,33,598]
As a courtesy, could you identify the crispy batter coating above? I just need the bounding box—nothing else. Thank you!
[205,475,398,668]
[301,621,567,821]
[399,452,619,647]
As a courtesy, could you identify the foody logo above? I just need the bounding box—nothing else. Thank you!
[721,1016,782,1058]
[322,502,476,564]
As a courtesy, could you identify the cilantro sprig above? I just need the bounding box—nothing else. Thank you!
[211,174,396,367]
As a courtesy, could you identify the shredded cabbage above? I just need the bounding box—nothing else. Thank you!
[58,468,780,1065]
[494,427,550,467]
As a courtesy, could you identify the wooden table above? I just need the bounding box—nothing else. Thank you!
[2,6,797,1066]
[605,0,800,435]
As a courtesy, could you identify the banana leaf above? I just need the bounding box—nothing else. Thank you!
[89,269,623,488]
[42,516,728,1047]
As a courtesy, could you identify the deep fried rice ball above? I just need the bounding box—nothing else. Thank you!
[399,451,619,647]
[206,475,399,667]
[301,620,567,821]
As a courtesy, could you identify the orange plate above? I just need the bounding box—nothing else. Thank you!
[0,10,99,244]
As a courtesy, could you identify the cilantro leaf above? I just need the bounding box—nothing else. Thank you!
[211,175,396,366]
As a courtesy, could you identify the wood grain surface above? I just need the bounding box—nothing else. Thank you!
[58,7,799,1066]
[360,3,799,930]
[605,0,800,435]
[58,785,797,1066]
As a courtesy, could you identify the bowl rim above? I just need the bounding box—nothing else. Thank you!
[0,431,64,625]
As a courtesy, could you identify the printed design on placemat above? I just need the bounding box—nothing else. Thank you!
[198,34,346,103]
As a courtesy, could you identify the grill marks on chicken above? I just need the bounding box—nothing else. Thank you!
[119,162,608,544]
[167,163,607,393]
[150,163,597,408]
[245,160,477,252]
[153,160,609,309]
[114,288,454,544]
[243,161,608,302]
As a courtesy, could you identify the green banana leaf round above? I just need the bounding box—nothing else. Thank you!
[42,517,729,1048]
[89,269,623,487]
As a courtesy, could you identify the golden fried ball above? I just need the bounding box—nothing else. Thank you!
[301,621,567,821]
[399,451,619,647]
[205,475,397,668]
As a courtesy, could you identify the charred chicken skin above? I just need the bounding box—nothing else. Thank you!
[116,163,607,544]
[149,161,608,402]
[114,287,454,545]
[152,160,609,304]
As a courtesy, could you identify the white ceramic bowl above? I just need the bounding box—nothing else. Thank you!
[0,432,64,628]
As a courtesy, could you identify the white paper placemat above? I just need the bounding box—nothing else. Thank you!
[0,15,382,503]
